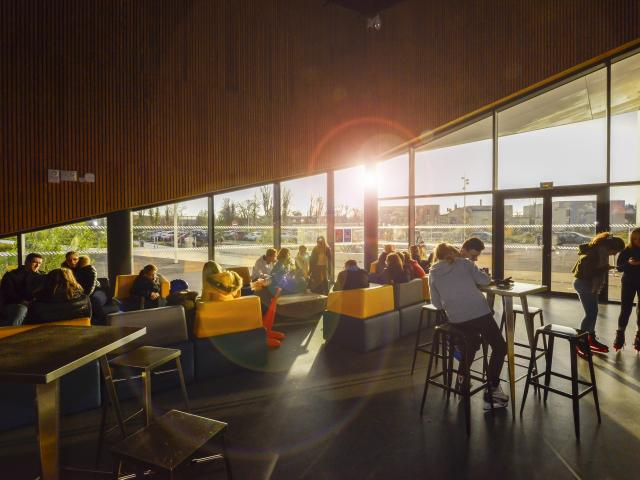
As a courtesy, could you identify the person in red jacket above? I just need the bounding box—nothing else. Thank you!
[402,251,426,279]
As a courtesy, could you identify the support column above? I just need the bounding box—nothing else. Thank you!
[364,163,378,271]
[208,195,215,261]
[327,171,335,281]
[107,210,133,288]
[273,183,282,250]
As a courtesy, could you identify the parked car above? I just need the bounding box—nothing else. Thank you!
[554,231,592,246]
[244,231,262,242]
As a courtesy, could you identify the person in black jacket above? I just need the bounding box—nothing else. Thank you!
[0,253,45,326]
[129,264,166,310]
[379,252,410,285]
[334,260,369,291]
[27,268,91,324]
[75,255,111,323]
[614,228,640,352]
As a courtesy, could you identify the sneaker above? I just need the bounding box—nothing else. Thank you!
[452,346,462,362]
[589,334,609,354]
[613,329,625,351]
[489,384,509,403]
[634,331,640,353]
[483,391,508,411]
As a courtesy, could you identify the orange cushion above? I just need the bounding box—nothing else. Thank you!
[422,276,430,301]
[115,274,170,300]
[194,296,263,338]
[227,266,251,286]
[369,260,379,274]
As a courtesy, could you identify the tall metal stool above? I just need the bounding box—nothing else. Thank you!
[520,324,601,440]
[499,304,547,366]
[420,323,492,435]
[410,304,447,374]
[111,409,233,479]
[96,346,190,466]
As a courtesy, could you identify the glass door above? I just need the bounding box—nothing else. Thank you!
[550,195,598,293]
[503,197,544,285]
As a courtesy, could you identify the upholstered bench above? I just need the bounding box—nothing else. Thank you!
[395,279,428,337]
[276,292,328,320]
[322,285,399,352]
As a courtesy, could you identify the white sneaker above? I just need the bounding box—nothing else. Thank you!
[489,384,509,403]
[483,397,508,411]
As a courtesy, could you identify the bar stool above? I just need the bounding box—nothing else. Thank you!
[96,346,190,466]
[520,324,601,440]
[410,304,447,374]
[111,409,233,479]
[499,304,547,367]
[420,323,492,435]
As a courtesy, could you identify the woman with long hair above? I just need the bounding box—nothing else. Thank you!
[27,268,91,323]
[201,261,243,301]
[402,251,426,280]
[428,243,508,410]
[572,232,625,356]
[614,228,640,351]
[309,236,332,294]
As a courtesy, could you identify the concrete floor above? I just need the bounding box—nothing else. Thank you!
[1,296,639,479]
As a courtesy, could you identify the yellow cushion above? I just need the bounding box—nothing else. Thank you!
[422,276,430,301]
[0,318,91,339]
[227,266,251,286]
[326,285,394,319]
[115,274,170,300]
[194,296,263,338]
[369,260,378,274]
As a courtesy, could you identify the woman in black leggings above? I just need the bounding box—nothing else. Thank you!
[614,228,640,352]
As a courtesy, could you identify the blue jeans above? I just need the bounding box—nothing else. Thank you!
[1,303,29,326]
[574,278,599,333]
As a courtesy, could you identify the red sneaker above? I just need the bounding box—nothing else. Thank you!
[588,334,609,354]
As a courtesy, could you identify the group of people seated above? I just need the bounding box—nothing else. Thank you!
[0,251,110,326]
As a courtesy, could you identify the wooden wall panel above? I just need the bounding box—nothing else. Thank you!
[1,0,639,235]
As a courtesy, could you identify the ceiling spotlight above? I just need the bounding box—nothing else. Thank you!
[367,13,382,31]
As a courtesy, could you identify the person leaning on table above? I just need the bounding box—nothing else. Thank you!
[428,243,508,411]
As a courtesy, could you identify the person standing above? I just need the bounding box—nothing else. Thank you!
[0,253,45,325]
[613,228,640,351]
[572,232,625,356]
[295,245,310,279]
[309,236,332,294]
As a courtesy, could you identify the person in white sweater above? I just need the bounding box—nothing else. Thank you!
[428,243,508,410]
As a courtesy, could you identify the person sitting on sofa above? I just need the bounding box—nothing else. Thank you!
[75,255,111,322]
[201,261,243,301]
[27,268,91,324]
[129,264,166,310]
[379,252,410,285]
[375,244,395,275]
[402,251,426,280]
[0,252,46,326]
[60,250,79,271]
[334,260,369,291]
[268,248,307,296]
[252,248,277,281]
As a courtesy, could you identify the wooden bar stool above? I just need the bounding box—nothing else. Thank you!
[111,409,233,479]
[410,304,447,374]
[520,324,601,440]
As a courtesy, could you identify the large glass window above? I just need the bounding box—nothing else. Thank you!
[378,199,409,253]
[213,186,274,269]
[415,194,492,271]
[377,154,409,198]
[133,198,209,292]
[611,52,640,183]
[24,219,108,275]
[0,236,18,276]
[503,198,544,285]
[281,174,327,250]
[610,185,640,300]
[498,69,607,189]
[334,166,365,269]
[415,117,493,195]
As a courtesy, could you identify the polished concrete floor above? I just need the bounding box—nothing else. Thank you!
[1,296,639,479]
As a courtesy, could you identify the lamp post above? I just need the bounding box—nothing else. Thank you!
[461,175,469,239]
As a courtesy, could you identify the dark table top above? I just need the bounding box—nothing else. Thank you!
[111,409,227,471]
[0,325,146,384]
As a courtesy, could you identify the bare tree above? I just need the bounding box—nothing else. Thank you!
[259,186,272,220]
[281,187,292,222]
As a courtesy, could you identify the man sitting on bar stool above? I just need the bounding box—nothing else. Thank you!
[460,237,485,263]
[429,243,508,410]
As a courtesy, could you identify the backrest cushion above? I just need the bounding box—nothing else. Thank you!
[194,296,263,338]
[106,305,188,348]
[395,279,425,308]
[227,267,252,286]
[326,285,394,319]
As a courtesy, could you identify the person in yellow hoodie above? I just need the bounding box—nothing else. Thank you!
[201,261,243,301]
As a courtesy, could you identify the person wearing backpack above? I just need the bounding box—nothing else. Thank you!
[613,228,640,352]
[572,232,625,357]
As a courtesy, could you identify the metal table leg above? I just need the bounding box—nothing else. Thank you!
[36,380,60,480]
[502,295,517,420]
[99,356,126,437]
[142,368,153,425]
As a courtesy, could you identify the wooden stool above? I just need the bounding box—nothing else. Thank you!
[111,409,233,479]
[410,304,447,374]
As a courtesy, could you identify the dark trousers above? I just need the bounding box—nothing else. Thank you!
[455,313,507,386]
[618,281,640,331]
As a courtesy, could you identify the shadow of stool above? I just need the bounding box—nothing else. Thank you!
[520,324,601,440]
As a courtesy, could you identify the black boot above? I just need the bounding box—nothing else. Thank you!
[613,329,625,351]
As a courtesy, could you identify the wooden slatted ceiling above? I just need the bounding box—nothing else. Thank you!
[1,0,639,236]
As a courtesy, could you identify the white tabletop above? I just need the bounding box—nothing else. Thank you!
[479,282,547,297]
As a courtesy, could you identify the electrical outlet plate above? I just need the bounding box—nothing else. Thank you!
[47,169,60,183]
[60,170,78,182]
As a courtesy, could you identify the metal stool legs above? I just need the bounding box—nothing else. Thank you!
[411,307,446,375]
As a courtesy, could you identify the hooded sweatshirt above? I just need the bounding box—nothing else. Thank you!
[572,243,610,294]
[202,261,242,301]
[428,258,491,323]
